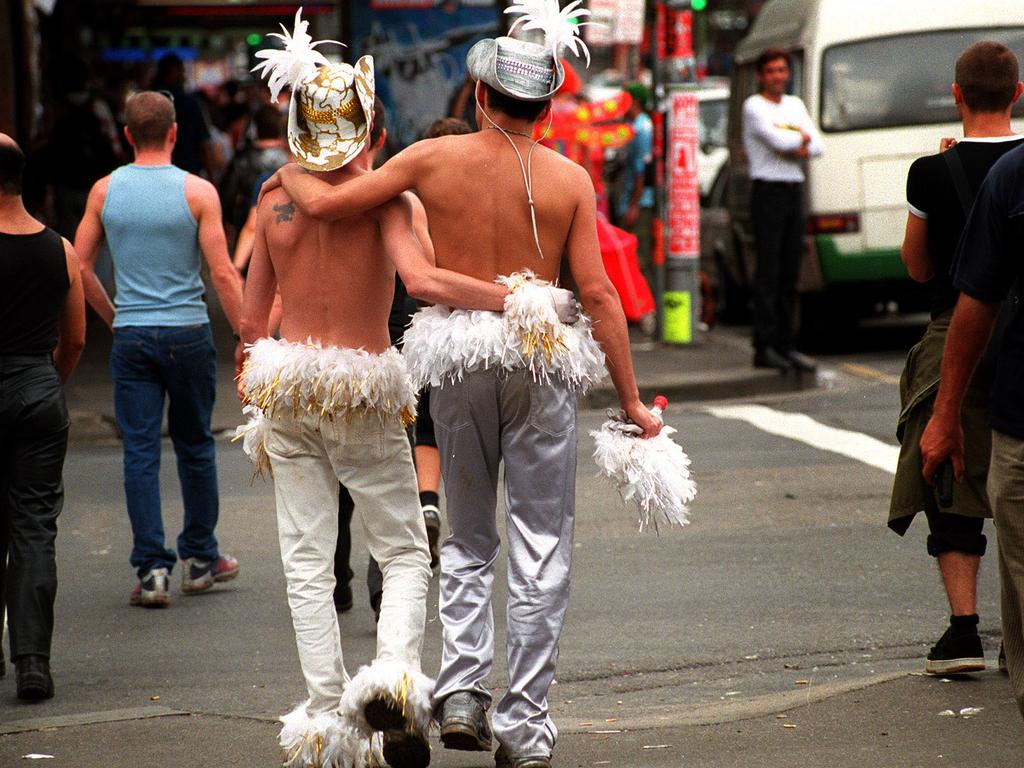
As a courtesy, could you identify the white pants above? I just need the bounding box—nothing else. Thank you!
[265,409,431,714]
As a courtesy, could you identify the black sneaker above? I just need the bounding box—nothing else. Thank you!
[753,347,794,372]
[364,696,430,768]
[439,691,492,752]
[423,504,441,570]
[925,616,985,675]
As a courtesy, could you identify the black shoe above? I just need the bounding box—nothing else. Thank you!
[785,349,818,373]
[370,590,382,624]
[925,616,985,674]
[334,564,354,613]
[16,656,54,701]
[999,642,1008,675]
[438,691,492,752]
[334,582,354,613]
[365,696,431,768]
[423,505,441,570]
[753,347,794,372]
[495,746,552,768]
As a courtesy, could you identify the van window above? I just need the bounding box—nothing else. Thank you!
[699,99,728,148]
[821,28,1024,132]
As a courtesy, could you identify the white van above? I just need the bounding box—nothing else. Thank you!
[725,0,1024,335]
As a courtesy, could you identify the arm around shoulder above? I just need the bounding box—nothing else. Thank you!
[281,145,423,220]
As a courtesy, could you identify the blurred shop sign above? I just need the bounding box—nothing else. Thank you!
[667,90,699,259]
[587,0,645,46]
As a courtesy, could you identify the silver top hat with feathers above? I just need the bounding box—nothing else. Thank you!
[252,8,375,171]
[467,0,593,102]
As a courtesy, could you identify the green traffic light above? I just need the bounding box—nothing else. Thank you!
[691,0,707,9]
[246,33,262,46]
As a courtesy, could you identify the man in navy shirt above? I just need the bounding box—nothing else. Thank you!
[922,140,1024,719]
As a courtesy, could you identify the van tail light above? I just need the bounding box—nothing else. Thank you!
[808,213,860,235]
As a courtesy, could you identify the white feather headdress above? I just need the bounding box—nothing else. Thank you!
[505,0,593,66]
[251,8,343,101]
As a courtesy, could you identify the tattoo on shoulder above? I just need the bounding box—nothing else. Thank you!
[273,201,296,224]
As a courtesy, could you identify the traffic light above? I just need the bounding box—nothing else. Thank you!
[691,0,707,9]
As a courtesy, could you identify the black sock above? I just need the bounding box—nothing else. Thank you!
[950,613,980,634]
[419,491,439,509]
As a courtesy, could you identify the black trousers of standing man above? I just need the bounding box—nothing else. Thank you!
[750,180,804,354]
[0,356,69,664]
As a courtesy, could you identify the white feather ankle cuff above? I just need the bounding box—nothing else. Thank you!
[591,421,697,532]
[340,660,435,738]
[402,273,606,391]
[279,703,363,768]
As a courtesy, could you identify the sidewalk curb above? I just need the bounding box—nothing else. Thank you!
[554,671,908,733]
[581,368,818,409]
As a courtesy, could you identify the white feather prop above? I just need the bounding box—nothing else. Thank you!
[505,0,593,66]
[591,419,697,532]
[279,703,364,768]
[252,8,343,101]
[401,272,606,394]
[232,405,273,479]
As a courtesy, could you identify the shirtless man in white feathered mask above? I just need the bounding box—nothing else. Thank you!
[240,10,576,768]
[263,3,662,766]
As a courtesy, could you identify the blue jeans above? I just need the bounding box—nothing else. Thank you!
[110,325,220,577]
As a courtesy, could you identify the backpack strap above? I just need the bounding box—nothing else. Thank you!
[942,147,974,217]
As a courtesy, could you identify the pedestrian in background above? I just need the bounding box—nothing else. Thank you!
[74,91,244,608]
[219,104,289,249]
[616,83,655,285]
[150,53,216,179]
[889,42,1023,676]
[0,133,85,700]
[332,112,465,618]
[741,48,823,372]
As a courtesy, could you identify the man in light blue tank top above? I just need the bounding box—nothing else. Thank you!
[75,91,245,608]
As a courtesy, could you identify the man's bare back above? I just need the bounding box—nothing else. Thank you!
[256,171,406,353]
[407,131,588,283]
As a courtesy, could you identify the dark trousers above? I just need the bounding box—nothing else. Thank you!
[751,180,804,353]
[335,486,383,606]
[0,356,69,661]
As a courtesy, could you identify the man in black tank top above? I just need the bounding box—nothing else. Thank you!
[888,43,1024,676]
[0,134,85,700]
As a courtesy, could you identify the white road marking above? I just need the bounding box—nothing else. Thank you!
[706,404,898,475]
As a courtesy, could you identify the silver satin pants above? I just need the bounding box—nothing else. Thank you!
[431,369,577,757]
[265,409,431,714]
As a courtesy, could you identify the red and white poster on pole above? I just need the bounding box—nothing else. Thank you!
[667,90,700,259]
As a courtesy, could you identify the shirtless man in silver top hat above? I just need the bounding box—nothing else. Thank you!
[264,4,662,766]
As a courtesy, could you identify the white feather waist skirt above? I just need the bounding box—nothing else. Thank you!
[240,337,418,425]
[402,304,607,392]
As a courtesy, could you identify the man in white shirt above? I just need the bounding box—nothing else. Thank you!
[741,48,824,372]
